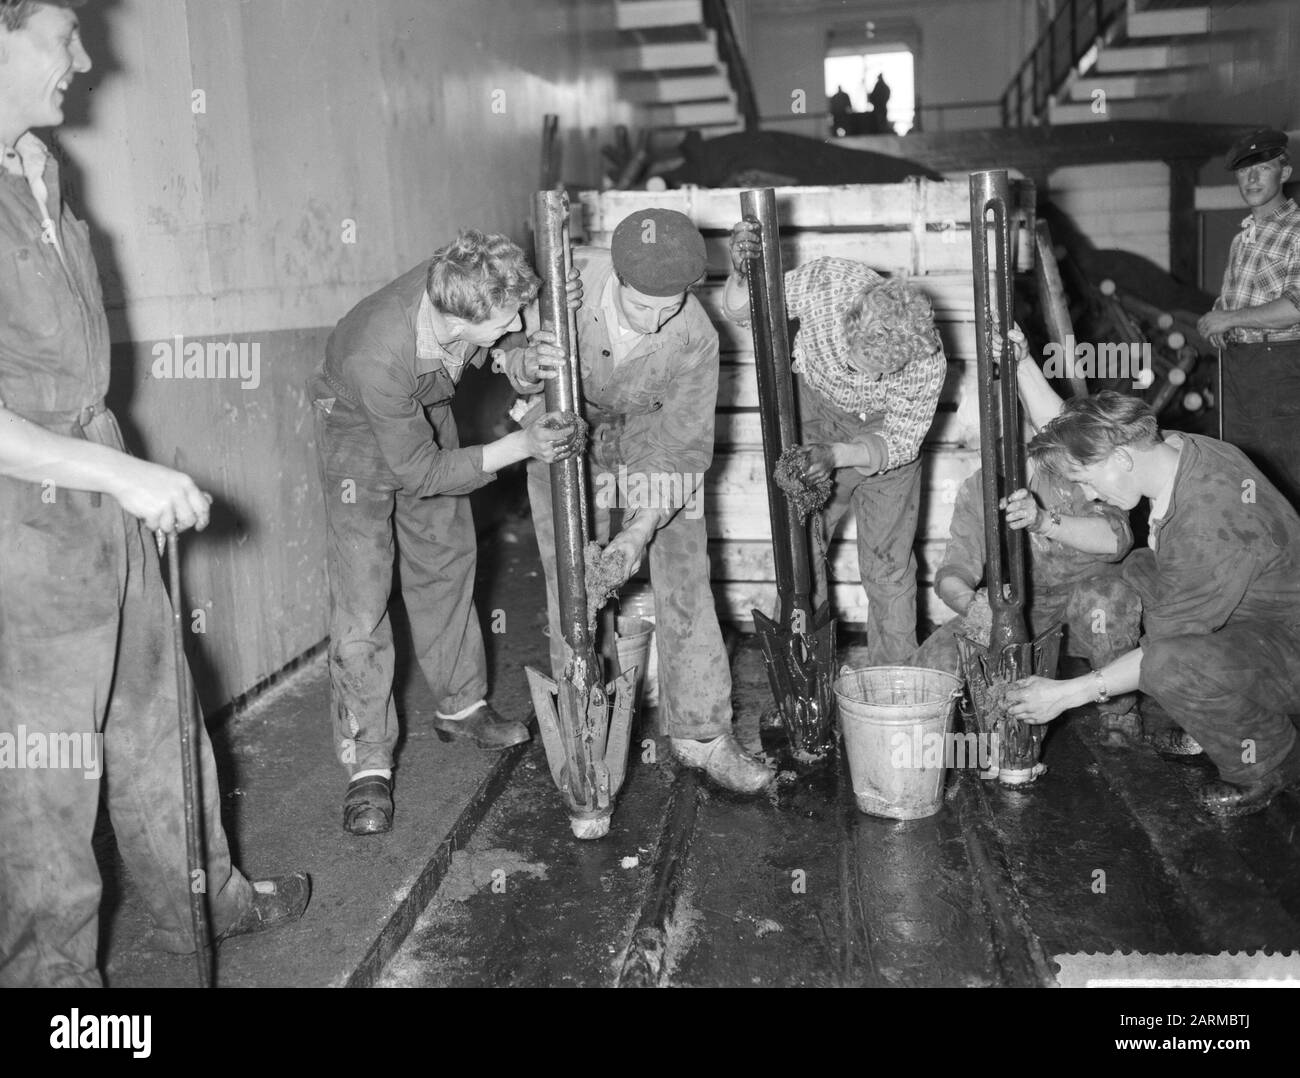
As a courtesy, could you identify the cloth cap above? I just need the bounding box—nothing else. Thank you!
[610,208,707,296]
[1226,128,1289,171]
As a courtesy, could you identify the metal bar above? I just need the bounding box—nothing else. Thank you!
[969,170,1029,656]
[533,191,593,662]
[1034,220,1088,398]
[168,531,212,989]
[740,187,810,624]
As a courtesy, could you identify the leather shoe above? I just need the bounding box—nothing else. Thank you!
[217,873,311,942]
[433,702,530,749]
[671,733,774,794]
[343,774,393,835]
[1148,728,1204,757]
[1197,765,1300,818]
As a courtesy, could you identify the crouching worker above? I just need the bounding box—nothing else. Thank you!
[723,226,947,664]
[495,208,774,794]
[1006,392,1300,817]
[909,361,1143,747]
[310,231,580,835]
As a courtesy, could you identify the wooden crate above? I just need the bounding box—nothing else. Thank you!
[578,181,982,630]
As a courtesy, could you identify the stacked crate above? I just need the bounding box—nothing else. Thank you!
[579,181,984,629]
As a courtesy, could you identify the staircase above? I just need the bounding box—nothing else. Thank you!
[614,0,758,139]
[1004,0,1235,126]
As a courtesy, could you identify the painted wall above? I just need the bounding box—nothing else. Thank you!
[54,0,633,709]
[1171,0,1299,131]
[733,0,1038,136]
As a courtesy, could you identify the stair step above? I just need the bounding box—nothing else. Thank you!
[614,0,703,32]
[617,36,720,72]
[1066,71,1197,101]
[1093,41,1209,72]
[619,72,733,104]
[1124,6,1211,39]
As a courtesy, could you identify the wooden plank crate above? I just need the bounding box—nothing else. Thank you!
[578,181,984,630]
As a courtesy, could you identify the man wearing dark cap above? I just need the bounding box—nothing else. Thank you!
[1198,127,1300,502]
[497,207,775,794]
[0,0,308,986]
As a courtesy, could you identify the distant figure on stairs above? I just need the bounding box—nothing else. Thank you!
[829,85,852,137]
[868,74,891,134]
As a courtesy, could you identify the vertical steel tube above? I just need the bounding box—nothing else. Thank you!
[741,187,811,622]
[969,170,1029,653]
[533,190,593,661]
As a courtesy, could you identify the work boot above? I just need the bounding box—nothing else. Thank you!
[432,702,530,749]
[1148,728,1204,757]
[216,873,312,942]
[1196,765,1300,819]
[343,774,393,835]
[1098,707,1143,749]
[671,733,774,794]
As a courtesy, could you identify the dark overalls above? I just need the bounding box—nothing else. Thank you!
[1126,434,1300,784]
[309,263,495,776]
[0,137,252,986]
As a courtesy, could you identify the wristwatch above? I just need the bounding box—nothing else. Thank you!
[1032,507,1062,535]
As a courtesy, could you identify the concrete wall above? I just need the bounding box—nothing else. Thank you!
[734,0,1038,136]
[57,0,633,709]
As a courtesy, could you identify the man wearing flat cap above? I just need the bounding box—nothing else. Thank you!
[497,207,775,794]
[1198,127,1300,503]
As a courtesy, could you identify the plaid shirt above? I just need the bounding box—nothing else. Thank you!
[782,257,945,471]
[1216,197,1300,344]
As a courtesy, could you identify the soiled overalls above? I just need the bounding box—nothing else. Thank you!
[309,262,495,775]
[0,135,251,987]
[1125,434,1300,784]
[515,247,730,740]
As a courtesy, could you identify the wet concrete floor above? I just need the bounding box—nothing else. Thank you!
[380,632,1300,988]
[92,499,1300,987]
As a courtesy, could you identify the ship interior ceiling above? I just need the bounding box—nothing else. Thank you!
[4,0,1300,1036]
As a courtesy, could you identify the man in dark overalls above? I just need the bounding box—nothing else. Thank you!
[1198,128,1300,503]
[0,0,307,987]
[311,230,577,834]
[1007,393,1300,818]
[497,209,774,794]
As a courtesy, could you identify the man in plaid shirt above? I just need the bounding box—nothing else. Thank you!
[1198,128,1300,502]
[726,226,945,663]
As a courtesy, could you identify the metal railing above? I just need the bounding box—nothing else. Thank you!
[1001,0,1128,126]
[702,0,760,130]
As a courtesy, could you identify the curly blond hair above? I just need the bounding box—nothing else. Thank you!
[426,229,540,323]
[842,278,941,378]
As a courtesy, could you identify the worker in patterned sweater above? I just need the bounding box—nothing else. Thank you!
[725,223,946,663]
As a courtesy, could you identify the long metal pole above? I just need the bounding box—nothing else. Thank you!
[741,187,810,624]
[532,190,602,820]
[168,531,212,988]
[534,191,594,668]
[970,170,1029,655]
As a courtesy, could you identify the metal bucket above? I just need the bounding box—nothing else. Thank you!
[614,616,654,714]
[619,585,659,707]
[834,666,964,820]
